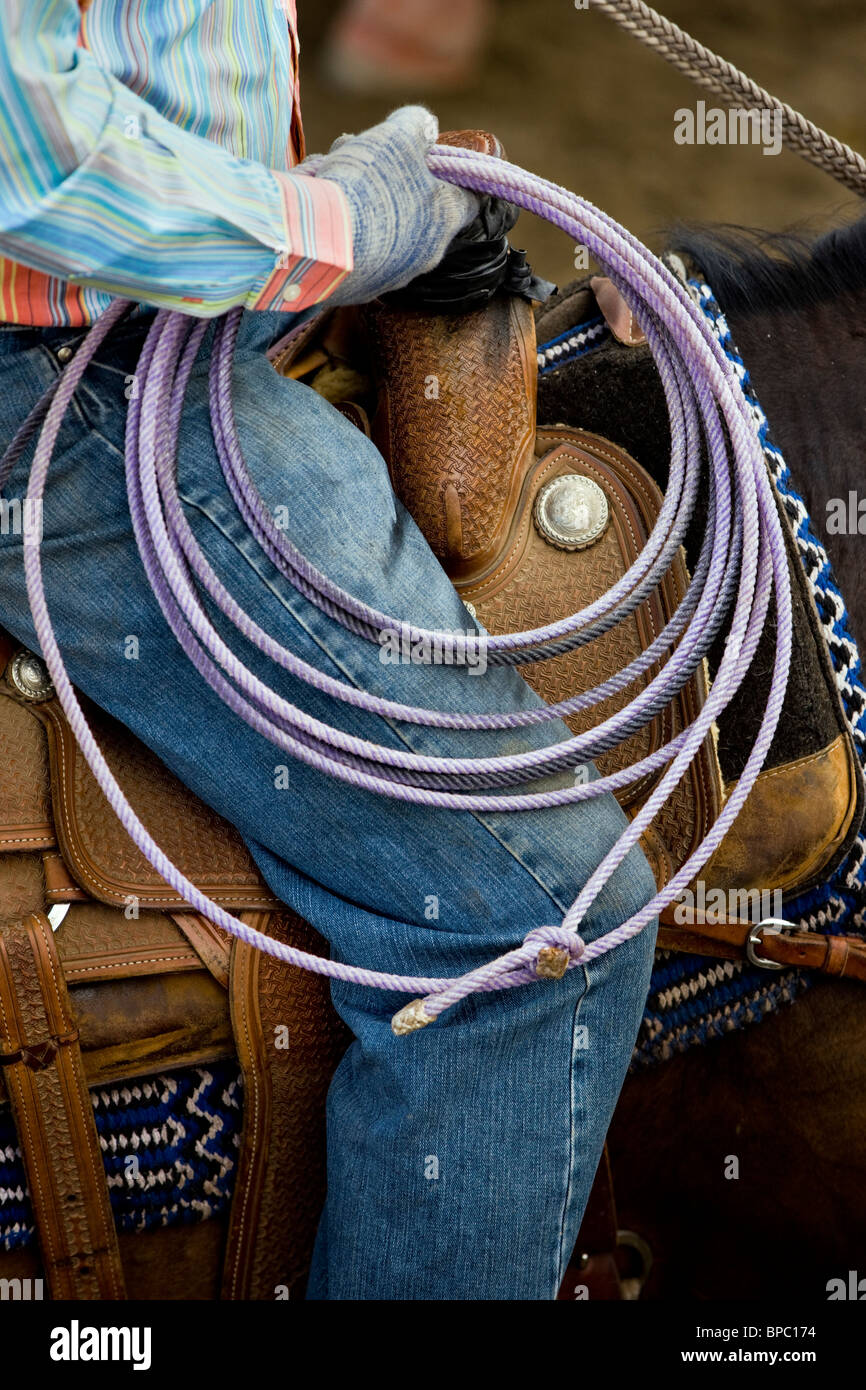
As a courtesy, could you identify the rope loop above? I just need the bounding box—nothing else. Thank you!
[3,146,795,1034]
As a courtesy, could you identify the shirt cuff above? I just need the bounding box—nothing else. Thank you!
[248,170,354,313]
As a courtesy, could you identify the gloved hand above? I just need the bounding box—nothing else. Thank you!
[309,106,480,306]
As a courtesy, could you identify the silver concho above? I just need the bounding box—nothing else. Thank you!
[533,473,609,551]
[9,650,55,702]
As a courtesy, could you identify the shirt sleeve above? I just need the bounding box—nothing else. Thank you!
[0,0,354,317]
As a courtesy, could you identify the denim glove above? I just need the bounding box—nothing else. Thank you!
[310,106,480,306]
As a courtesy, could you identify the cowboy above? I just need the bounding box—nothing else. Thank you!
[0,1,656,1300]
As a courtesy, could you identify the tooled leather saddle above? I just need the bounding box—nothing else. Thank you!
[2,131,866,1303]
[0,631,349,1299]
[273,255,866,955]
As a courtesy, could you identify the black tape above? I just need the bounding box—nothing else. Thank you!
[385,197,557,314]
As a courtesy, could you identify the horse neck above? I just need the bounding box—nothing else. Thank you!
[721,288,866,649]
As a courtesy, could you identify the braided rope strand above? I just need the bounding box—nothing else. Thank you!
[591,0,866,197]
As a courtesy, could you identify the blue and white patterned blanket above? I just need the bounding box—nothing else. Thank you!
[0,1061,241,1253]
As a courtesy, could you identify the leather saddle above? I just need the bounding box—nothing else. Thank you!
[0,628,350,1299]
[273,275,866,967]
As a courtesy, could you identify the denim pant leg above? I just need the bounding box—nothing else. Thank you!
[0,311,657,1299]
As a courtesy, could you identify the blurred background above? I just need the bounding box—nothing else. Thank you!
[299,0,866,288]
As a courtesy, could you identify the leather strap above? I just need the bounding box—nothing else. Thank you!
[578,1144,620,1254]
[169,911,232,988]
[557,1144,623,1300]
[590,276,648,346]
[221,910,350,1301]
[0,912,126,1298]
[658,913,866,981]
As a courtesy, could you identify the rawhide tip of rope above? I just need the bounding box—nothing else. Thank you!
[391,998,435,1035]
[536,946,570,979]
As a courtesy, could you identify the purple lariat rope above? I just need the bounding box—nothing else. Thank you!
[6,147,792,1034]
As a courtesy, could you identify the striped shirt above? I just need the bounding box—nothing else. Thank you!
[0,0,353,326]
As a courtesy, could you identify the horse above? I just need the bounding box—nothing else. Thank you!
[537,211,866,1299]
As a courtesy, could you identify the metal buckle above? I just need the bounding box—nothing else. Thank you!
[616,1229,654,1301]
[746,917,793,971]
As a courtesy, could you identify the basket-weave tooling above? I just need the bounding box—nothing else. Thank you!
[357,294,723,887]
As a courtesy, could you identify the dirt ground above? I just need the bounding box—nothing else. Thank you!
[298,0,866,290]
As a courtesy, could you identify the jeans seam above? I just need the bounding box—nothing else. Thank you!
[556,962,590,1291]
[58,405,128,466]
[177,489,573,920]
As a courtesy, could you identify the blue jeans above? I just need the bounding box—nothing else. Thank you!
[0,307,657,1300]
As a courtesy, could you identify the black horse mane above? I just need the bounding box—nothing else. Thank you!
[668,209,866,313]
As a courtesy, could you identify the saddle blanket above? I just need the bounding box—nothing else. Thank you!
[0,1061,240,1255]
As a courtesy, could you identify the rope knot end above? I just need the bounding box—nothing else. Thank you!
[525,925,585,979]
[391,998,435,1036]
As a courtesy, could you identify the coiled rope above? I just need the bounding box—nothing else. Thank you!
[0,146,795,1032]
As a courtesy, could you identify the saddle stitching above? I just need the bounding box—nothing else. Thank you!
[32,911,124,1297]
[63,952,197,977]
[0,943,60,1272]
[46,711,272,907]
[226,942,264,1300]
